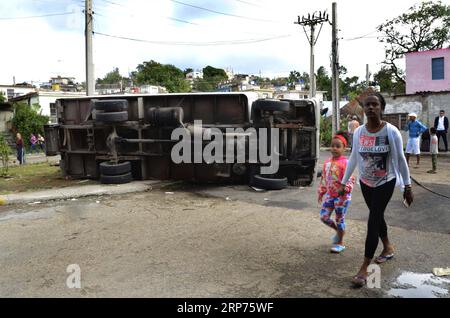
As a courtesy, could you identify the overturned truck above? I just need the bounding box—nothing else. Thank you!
[44,92,319,189]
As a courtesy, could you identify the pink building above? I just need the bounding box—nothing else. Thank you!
[405,48,450,94]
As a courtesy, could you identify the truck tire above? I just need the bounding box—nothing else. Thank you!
[95,111,128,123]
[249,174,288,190]
[100,172,133,184]
[99,161,131,176]
[93,100,128,112]
[252,99,290,112]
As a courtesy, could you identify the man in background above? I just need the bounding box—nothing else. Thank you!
[404,113,427,167]
[434,110,448,152]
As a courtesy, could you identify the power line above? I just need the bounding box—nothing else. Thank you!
[94,10,281,37]
[169,0,282,23]
[343,30,378,41]
[93,31,292,46]
[98,0,125,7]
[0,11,76,20]
[95,11,199,26]
[233,0,263,7]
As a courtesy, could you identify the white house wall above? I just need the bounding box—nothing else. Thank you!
[0,86,36,100]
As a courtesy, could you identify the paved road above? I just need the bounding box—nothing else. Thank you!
[0,152,448,298]
[188,151,450,235]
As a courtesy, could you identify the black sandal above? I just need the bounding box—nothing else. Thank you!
[352,275,367,287]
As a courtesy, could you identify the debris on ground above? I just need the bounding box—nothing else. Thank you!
[433,267,450,277]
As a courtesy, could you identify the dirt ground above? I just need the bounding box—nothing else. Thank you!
[0,154,449,298]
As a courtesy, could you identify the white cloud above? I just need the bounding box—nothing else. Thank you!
[0,0,437,84]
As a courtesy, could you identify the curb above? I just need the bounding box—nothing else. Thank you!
[0,181,160,206]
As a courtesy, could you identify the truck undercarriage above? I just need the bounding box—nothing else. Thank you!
[44,93,319,189]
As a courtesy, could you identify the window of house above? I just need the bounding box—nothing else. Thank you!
[49,103,58,123]
[432,57,445,80]
[50,103,57,116]
[6,89,14,99]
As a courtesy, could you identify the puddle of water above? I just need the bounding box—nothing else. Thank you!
[388,272,450,298]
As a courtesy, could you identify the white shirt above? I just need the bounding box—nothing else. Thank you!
[430,135,439,154]
[437,116,445,131]
[342,123,411,190]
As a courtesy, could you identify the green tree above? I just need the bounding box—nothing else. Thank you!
[11,103,49,148]
[131,60,191,93]
[340,76,365,100]
[316,66,332,100]
[192,78,215,92]
[0,92,5,103]
[203,66,227,80]
[192,66,228,92]
[320,116,332,147]
[270,77,289,87]
[377,1,450,84]
[288,71,310,90]
[373,67,406,95]
[0,134,11,176]
[97,67,123,85]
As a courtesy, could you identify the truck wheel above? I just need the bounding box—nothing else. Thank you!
[249,174,288,190]
[93,100,128,112]
[252,99,290,112]
[100,161,131,176]
[100,172,132,184]
[95,111,128,123]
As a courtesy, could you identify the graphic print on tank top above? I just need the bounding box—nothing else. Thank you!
[358,129,390,187]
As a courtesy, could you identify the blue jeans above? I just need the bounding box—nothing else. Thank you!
[17,148,25,164]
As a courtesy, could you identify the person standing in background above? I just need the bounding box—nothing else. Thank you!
[37,133,45,152]
[347,116,360,149]
[404,113,427,167]
[16,133,25,165]
[427,128,438,174]
[434,110,448,152]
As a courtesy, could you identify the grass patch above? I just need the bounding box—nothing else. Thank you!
[0,163,96,195]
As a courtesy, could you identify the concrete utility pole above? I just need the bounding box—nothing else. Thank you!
[366,64,370,88]
[331,2,340,135]
[295,10,329,99]
[310,25,316,97]
[85,0,94,96]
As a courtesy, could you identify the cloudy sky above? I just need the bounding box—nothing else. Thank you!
[0,0,445,85]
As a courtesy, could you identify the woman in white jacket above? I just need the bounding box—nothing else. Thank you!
[337,93,414,287]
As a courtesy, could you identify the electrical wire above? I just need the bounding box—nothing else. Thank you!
[411,176,450,200]
[169,0,282,23]
[233,0,263,7]
[0,11,76,20]
[93,31,292,46]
